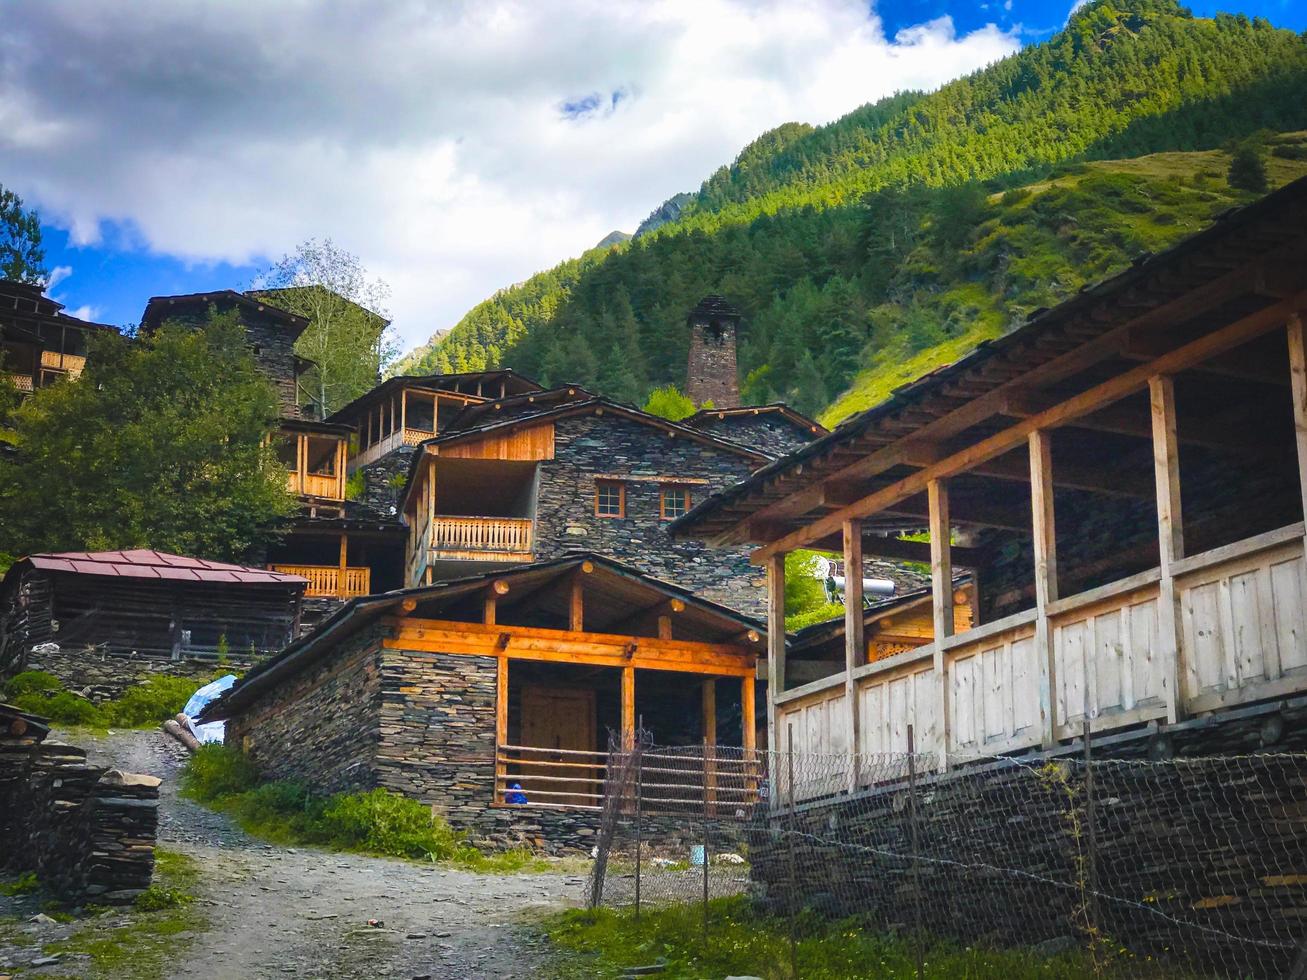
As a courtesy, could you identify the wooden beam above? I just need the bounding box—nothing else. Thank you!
[570,575,584,632]
[1151,374,1185,725]
[928,480,952,768]
[1124,328,1288,386]
[882,496,1031,533]
[842,519,863,789]
[701,679,716,745]
[961,451,1155,499]
[386,619,755,676]
[753,292,1307,562]
[766,554,785,807]
[741,676,757,754]
[1029,428,1058,748]
[484,595,496,626]
[337,533,348,600]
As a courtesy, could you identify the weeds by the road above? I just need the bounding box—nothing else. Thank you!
[4,848,206,980]
[545,896,1114,979]
[183,743,552,872]
[2,669,226,729]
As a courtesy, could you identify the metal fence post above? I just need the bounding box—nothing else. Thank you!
[908,724,924,980]
[635,748,643,922]
[703,738,711,941]
[1083,717,1099,938]
[786,730,800,980]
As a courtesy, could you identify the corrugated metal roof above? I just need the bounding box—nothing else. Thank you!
[24,549,306,587]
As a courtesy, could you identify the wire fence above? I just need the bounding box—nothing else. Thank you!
[585,727,1307,979]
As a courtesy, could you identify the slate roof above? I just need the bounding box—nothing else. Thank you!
[140,290,311,338]
[688,294,742,320]
[13,549,306,587]
[198,553,765,723]
[682,404,828,438]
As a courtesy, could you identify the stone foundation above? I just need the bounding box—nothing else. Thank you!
[23,644,244,703]
[0,718,158,905]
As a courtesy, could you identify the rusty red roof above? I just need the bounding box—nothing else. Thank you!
[22,550,306,587]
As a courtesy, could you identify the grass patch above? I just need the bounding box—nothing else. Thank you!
[182,744,551,872]
[2,669,225,730]
[41,848,204,980]
[545,897,1136,979]
[0,871,39,896]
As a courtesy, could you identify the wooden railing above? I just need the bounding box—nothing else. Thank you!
[40,350,86,376]
[287,470,344,500]
[430,516,533,557]
[6,373,34,392]
[403,427,433,446]
[350,427,436,472]
[269,564,371,598]
[776,523,1307,801]
[495,744,606,810]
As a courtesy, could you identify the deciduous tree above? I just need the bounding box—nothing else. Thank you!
[0,184,47,284]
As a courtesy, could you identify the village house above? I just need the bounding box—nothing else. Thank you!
[1,279,117,394]
[674,173,1307,795]
[0,550,305,700]
[198,554,764,849]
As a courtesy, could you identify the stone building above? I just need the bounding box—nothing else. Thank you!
[200,555,764,850]
[1,279,117,395]
[685,294,742,407]
[399,385,774,615]
[0,550,305,700]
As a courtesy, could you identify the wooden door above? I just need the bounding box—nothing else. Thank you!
[519,685,597,807]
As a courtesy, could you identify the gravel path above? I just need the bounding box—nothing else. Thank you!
[70,728,583,979]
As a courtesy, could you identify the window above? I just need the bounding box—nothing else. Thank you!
[660,485,691,520]
[275,434,299,471]
[595,480,625,518]
[305,436,339,476]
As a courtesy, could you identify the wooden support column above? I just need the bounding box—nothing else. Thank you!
[702,679,717,814]
[1029,429,1059,747]
[621,665,635,751]
[337,533,349,599]
[496,654,508,803]
[927,480,954,768]
[765,554,786,808]
[1287,315,1307,528]
[741,674,758,797]
[570,574,585,632]
[842,519,864,790]
[1150,375,1186,724]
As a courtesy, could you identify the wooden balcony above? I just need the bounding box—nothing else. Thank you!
[270,564,371,598]
[286,470,345,501]
[429,516,534,561]
[350,427,435,472]
[5,373,33,392]
[40,350,86,377]
[775,523,1307,802]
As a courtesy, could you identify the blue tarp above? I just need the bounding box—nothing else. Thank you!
[182,674,237,744]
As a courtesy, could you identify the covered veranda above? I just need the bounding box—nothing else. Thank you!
[674,175,1307,801]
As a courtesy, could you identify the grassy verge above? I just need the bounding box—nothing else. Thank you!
[2,669,225,730]
[31,849,204,980]
[182,743,553,873]
[544,897,1133,979]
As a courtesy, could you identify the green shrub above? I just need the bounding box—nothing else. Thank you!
[183,743,261,800]
[0,872,39,896]
[317,788,480,862]
[134,884,191,911]
[101,674,206,728]
[4,670,63,698]
[3,670,220,729]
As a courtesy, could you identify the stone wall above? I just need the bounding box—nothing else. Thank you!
[748,712,1307,975]
[686,321,740,408]
[226,626,384,795]
[534,414,765,617]
[0,725,158,905]
[357,444,417,519]
[22,644,245,704]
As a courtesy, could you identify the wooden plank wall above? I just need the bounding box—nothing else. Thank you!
[440,423,555,461]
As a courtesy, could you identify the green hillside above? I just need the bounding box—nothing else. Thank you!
[399,0,1307,424]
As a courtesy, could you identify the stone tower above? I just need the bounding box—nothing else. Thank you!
[685,295,741,408]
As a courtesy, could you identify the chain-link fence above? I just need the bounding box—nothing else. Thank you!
[585,729,1307,978]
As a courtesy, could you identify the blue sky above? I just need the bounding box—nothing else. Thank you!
[11,0,1306,344]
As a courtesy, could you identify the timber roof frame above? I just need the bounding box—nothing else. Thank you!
[672,174,1307,551]
[198,552,766,722]
[325,369,543,424]
[398,395,771,515]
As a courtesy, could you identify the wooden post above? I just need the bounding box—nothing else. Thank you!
[927,480,953,767]
[484,595,496,625]
[842,518,864,791]
[1150,374,1186,724]
[621,665,635,751]
[741,674,758,799]
[1287,315,1307,534]
[400,388,407,437]
[702,679,717,815]
[496,654,508,803]
[1029,429,1059,747]
[570,573,585,632]
[766,554,786,807]
[337,533,349,599]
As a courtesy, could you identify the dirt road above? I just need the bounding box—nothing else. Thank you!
[73,729,582,979]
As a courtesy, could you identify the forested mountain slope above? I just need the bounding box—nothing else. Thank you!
[398,0,1307,424]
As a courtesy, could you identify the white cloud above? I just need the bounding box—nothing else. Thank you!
[65,304,102,322]
[0,0,1020,348]
[45,265,72,290]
